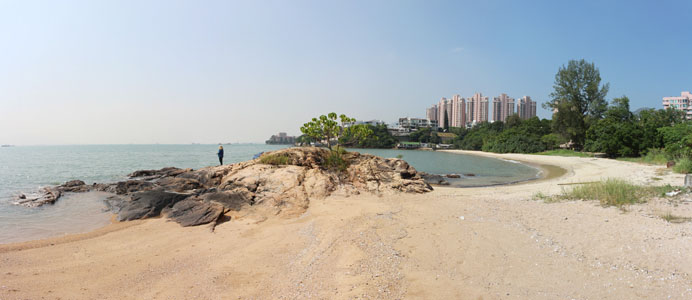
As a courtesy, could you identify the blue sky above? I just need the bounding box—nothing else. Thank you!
[1,0,691,144]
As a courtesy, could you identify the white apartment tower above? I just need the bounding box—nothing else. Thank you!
[492,93,515,122]
[467,93,489,123]
[663,91,692,119]
[518,96,537,119]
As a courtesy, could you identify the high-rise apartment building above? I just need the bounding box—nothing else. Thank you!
[492,93,515,122]
[517,96,537,119]
[663,91,692,119]
[437,97,452,127]
[466,93,489,123]
[426,105,438,122]
[450,94,466,127]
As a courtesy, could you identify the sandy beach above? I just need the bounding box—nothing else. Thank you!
[2,152,691,299]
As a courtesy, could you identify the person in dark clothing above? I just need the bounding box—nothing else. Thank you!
[217,146,224,165]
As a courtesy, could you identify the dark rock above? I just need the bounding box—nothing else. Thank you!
[464,173,476,177]
[58,180,90,192]
[200,189,253,211]
[446,174,461,178]
[128,167,190,179]
[117,191,190,221]
[114,180,157,195]
[103,195,127,213]
[167,199,225,227]
[419,172,449,186]
[156,177,203,192]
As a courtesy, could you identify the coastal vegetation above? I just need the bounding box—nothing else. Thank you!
[259,153,291,165]
[300,113,373,171]
[536,179,677,209]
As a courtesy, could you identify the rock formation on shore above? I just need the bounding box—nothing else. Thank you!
[15,147,432,227]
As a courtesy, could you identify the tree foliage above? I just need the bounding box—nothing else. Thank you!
[300,113,373,153]
[544,59,609,149]
[342,124,397,148]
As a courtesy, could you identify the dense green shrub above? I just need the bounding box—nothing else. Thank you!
[673,158,692,174]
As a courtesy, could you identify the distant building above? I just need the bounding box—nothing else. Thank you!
[398,117,438,131]
[467,93,489,123]
[426,105,437,122]
[437,97,452,127]
[427,95,465,128]
[450,94,466,127]
[265,132,296,144]
[517,96,537,119]
[492,93,515,122]
[663,91,692,119]
[346,119,386,127]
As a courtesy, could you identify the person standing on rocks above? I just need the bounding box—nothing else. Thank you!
[217,146,224,165]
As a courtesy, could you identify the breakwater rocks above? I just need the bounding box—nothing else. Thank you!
[15,147,432,227]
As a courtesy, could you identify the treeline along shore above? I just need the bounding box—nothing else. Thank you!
[303,59,692,174]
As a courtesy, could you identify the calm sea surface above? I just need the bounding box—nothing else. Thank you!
[0,145,538,243]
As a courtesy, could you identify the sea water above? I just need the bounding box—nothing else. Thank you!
[0,145,538,243]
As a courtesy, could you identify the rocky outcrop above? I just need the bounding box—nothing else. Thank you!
[117,191,190,221]
[16,147,432,227]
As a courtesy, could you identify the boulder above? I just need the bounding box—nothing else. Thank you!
[117,190,190,221]
[446,174,461,178]
[167,199,225,227]
[419,172,448,185]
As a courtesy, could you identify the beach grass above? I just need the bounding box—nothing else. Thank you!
[259,153,291,165]
[535,149,593,158]
[544,179,678,209]
[617,149,668,165]
[673,158,692,174]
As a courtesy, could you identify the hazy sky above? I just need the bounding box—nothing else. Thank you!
[1,0,691,145]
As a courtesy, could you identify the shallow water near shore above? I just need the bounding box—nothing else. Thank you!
[0,145,538,243]
[349,148,540,187]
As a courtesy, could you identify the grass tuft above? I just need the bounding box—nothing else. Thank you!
[556,179,678,209]
[325,150,350,172]
[617,148,668,165]
[259,153,291,165]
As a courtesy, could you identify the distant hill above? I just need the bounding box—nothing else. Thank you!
[633,107,655,115]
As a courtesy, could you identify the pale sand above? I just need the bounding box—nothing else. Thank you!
[2,152,692,299]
